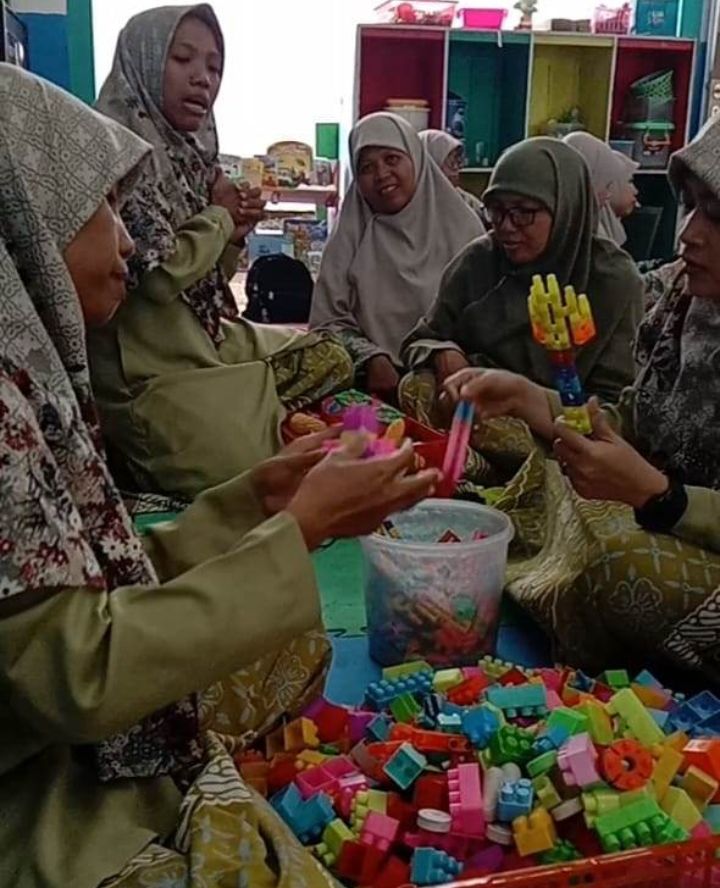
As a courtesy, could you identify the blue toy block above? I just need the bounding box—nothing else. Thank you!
[364,672,434,710]
[568,671,595,693]
[697,712,720,737]
[690,691,720,721]
[634,669,664,689]
[440,700,467,718]
[532,735,558,757]
[437,713,463,733]
[411,848,462,886]
[271,785,334,844]
[497,779,534,823]
[271,783,302,823]
[461,706,501,748]
[366,714,393,742]
[706,805,720,834]
[486,684,548,718]
[383,743,427,790]
[420,693,444,727]
[648,708,671,730]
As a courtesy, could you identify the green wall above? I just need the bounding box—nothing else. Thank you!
[67,0,94,103]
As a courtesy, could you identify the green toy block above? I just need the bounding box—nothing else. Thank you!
[314,819,354,866]
[582,789,621,827]
[595,798,688,854]
[606,688,664,747]
[487,725,534,766]
[603,669,631,689]
[390,693,422,724]
[533,774,562,810]
[478,655,515,681]
[527,751,557,778]
[577,701,614,746]
[539,839,581,864]
[433,668,465,693]
[382,660,433,681]
[547,707,588,737]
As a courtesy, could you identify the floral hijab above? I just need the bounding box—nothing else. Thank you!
[0,64,201,781]
[96,4,238,344]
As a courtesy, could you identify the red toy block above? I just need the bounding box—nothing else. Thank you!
[413,774,449,811]
[337,839,387,885]
[390,724,471,756]
[266,757,300,795]
[387,792,417,832]
[684,739,720,799]
[499,667,529,686]
[447,675,489,706]
[372,855,411,888]
[601,739,654,791]
[314,702,350,743]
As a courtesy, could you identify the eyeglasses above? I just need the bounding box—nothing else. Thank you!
[486,205,542,229]
[445,153,467,172]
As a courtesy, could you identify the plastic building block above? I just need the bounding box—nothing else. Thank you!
[411,847,462,885]
[486,683,548,718]
[557,733,602,789]
[433,668,465,693]
[336,839,385,885]
[661,786,703,831]
[479,656,515,681]
[603,669,631,689]
[365,672,433,710]
[447,675,489,706]
[351,788,388,830]
[390,692,422,724]
[461,706,501,749]
[577,700,614,746]
[631,683,672,711]
[547,707,589,737]
[383,743,427,790]
[487,725,534,765]
[486,823,513,845]
[601,739,653,791]
[314,818,354,867]
[390,724,470,756]
[539,838,582,864]
[527,750,557,778]
[533,774,563,810]
[366,714,393,743]
[607,688,664,747]
[447,763,484,837]
[497,779,534,822]
[498,667,530,686]
[271,784,334,844]
[373,855,411,888]
[382,660,432,682]
[681,765,719,810]
[705,804,720,834]
[595,797,688,853]
[683,739,720,797]
[283,717,320,754]
[513,807,558,856]
[651,745,685,800]
[360,811,400,852]
[437,713,464,733]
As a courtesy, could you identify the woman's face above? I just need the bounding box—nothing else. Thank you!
[679,175,720,300]
[486,192,553,266]
[357,146,416,215]
[63,187,134,326]
[441,146,464,188]
[612,180,639,219]
[162,15,222,133]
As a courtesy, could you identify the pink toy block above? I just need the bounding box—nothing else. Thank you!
[447,763,485,837]
[692,821,713,840]
[360,811,400,853]
[557,733,601,789]
[349,711,376,744]
[337,776,369,819]
[295,756,357,799]
[462,667,484,680]
[546,690,564,710]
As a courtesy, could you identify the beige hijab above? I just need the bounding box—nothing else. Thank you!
[419,129,463,168]
[310,113,484,364]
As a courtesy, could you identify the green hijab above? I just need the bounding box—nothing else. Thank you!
[403,137,643,399]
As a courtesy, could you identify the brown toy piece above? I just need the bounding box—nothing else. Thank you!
[288,413,328,435]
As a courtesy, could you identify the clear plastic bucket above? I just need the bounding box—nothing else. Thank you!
[361,500,514,667]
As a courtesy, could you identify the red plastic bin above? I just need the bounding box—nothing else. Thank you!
[460,8,507,28]
[445,836,720,887]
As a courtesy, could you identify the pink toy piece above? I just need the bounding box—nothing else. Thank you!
[441,400,474,494]
[337,775,369,818]
[349,711,376,744]
[360,811,400,853]
[462,667,484,680]
[447,762,485,837]
[296,756,357,799]
[691,821,713,839]
[546,690,564,710]
[343,405,380,435]
[557,733,602,789]
[322,756,357,779]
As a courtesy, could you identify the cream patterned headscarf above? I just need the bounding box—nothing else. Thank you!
[0,64,201,781]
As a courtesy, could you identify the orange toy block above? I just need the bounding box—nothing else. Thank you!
[284,717,320,753]
[512,808,558,856]
[681,766,719,810]
[664,731,690,754]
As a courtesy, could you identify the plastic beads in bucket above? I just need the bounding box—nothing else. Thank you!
[361,500,514,667]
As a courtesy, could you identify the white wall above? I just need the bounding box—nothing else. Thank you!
[93,0,376,156]
[10,0,67,12]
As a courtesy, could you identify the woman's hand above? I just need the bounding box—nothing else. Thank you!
[445,368,555,439]
[366,355,401,403]
[210,168,242,218]
[231,186,266,243]
[434,349,470,386]
[553,399,668,508]
[250,429,340,516]
[287,440,440,550]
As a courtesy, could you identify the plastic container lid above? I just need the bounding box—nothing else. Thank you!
[486,823,513,845]
[418,809,452,833]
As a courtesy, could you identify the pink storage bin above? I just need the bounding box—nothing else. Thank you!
[460,7,507,28]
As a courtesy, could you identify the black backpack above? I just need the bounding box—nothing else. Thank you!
[244,254,314,324]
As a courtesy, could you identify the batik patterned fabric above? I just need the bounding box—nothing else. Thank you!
[95,4,239,344]
[0,63,202,781]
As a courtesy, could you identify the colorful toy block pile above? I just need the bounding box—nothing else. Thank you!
[234,659,720,887]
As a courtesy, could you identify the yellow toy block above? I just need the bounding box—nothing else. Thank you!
[631,683,671,710]
[661,786,703,831]
[296,750,328,769]
[681,766,719,810]
[578,701,614,746]
[528,274,596,352]
[606,689,664,747]
[663,731,690,754]
[433,668,465,693]
[513,808,558,856]
[351,789,388,831]
[283,717,320,753]
[652,746,684,800]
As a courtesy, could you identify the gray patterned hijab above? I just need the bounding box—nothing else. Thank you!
[0,65,201,781]
[96,4,238,344]
[633,114,720,491]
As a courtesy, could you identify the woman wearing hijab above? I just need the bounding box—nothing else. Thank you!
[443,116,720,680]
[564,131,638,246]
[0,67,437,888]
[418,129,488,222]
[309,112,485,401]
[90,4,352,500]
[401,138,642,440]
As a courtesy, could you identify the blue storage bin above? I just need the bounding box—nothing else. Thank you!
[635,0,679,36]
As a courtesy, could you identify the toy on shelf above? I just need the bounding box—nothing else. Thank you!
[238,659,720,887]
[528,273,597,435]
[593,3,632,34]
[375,0,458,26]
